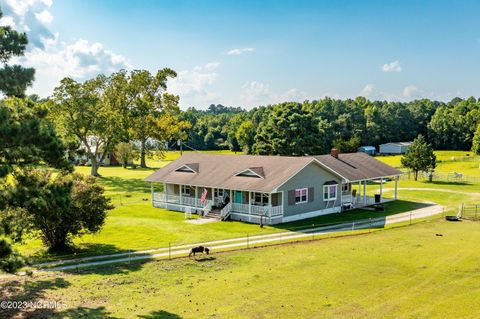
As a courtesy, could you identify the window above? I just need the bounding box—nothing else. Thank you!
[181,185,191,196]
[295,188,308,204]
[323,185,337,201]
[214,189,224,197]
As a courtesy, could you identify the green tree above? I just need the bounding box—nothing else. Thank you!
[0,13,70,271]
[114,142,135,168]
[471,123,480,155]
[6,170,112,251]
[50,74,124,176]
[253,102,329,155]
[236,120,256,153]
[401,134,437,181]
[126,69,177,167]
[0,9,35,97]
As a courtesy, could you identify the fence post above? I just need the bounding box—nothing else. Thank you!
[369,218,372,232]
[352,222,355,234]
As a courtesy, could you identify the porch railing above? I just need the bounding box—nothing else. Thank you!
[152,192,212,209]
[231,202,283,216]
[154,192,283,216]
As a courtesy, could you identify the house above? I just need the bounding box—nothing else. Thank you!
[357,146,376,155]
[145,150,402,225]
[379,142,412,154]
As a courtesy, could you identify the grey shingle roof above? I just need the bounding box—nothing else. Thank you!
[145,152,401,192]
[314,152,402,181]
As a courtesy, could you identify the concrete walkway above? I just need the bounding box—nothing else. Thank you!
[33,204,444,272]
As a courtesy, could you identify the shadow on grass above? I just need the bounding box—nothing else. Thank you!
[420,180,471,186]
[31,306,120,319]
[194,257,216,262]
[138,310,183,319]
[275,200,433,232]
[60,253,154,276]
[29,243,131,265]
[98,176,151,195]
[0,277,70,319]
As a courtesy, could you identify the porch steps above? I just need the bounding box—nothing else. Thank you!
[204,208,222,219]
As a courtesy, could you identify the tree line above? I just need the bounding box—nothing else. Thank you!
[179,97,480,156]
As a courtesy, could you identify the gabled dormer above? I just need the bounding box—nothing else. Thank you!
[175,163,199,173]
[234,166,265,179]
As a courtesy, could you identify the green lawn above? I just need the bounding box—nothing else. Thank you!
[376,150,480,177]
[4,218,480,318]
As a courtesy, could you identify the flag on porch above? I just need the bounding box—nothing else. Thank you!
[200,188,208,205]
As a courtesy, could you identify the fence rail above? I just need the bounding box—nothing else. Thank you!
[400,170,480,184]
[460,204,480,220]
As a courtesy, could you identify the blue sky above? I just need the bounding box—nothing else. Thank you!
[1,0,480,109]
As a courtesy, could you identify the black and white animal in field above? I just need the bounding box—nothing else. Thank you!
[189,246,210,257]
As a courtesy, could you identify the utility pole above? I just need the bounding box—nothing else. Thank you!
[177,139,182,155]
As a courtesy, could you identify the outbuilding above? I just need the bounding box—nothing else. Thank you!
[357,146,376,155]
[379,142,412,154]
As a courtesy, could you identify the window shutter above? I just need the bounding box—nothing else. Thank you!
[308,187,314,202]
[288,190,295,205]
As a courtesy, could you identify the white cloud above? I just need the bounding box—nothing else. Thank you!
[34,9,53,24]
[239,80,306,107]
[360,84,375,97]
[382,60,402,72]
[1,0,55,48]
[227,47,255,55]
[168,62,220,106]
[0,15,16,27]
[2,0,132,97]
[403,85,420,98]
[13,37,132,96]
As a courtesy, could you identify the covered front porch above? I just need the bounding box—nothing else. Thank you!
[341,176,399,209]
[151,183,284,223]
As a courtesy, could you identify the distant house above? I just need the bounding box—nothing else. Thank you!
[71,136,123,166]
[379,142,412,154]
[358,146,376,155]
[145,150,402,225]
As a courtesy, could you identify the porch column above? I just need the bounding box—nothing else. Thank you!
[394,175,398,200]
[179,183,182,205]
[248,191,252,222]
[363,180,367,205]
[195,186,198,207]
[357,181,361,204]
[340,183,343,209]
[379,177,383,202]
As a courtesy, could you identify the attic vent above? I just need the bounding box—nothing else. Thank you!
[175,163,199,173]
[234,167,265,179]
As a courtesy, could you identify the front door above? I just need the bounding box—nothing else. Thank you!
[235,191,243,203]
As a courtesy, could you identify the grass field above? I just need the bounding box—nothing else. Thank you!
[376,150,480,176]
[4,218,480,318]
[14,150,480,262]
